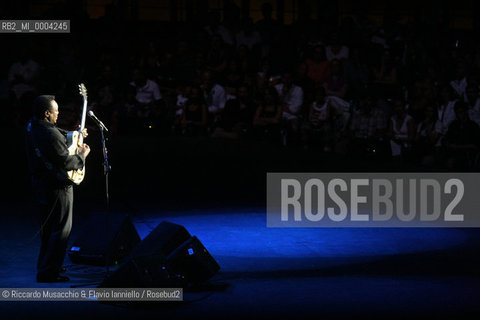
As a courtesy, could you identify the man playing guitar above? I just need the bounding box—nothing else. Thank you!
[26,94,90,282]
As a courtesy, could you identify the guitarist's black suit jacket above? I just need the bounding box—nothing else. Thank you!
[26,119,85,279]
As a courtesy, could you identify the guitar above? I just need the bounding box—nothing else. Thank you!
[66,83,88,185]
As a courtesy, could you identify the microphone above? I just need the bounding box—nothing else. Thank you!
[88,110,109,132]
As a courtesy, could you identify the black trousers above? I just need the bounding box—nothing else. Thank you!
[35,185,73,277]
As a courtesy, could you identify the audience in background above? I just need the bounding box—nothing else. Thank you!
[3,3,480,171]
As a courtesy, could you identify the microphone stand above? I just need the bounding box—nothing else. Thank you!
[100,126,110,207]
[99,125,112,276]
[70,121,112,289]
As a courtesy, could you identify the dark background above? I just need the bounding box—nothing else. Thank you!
[1,3,480,319]
[2,0,480,205]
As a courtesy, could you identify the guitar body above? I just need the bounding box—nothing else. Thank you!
[67,83,88,185]
[66,130,85,185]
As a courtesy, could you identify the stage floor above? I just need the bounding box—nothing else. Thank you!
[1,131,479,318]
[0,201,479,319]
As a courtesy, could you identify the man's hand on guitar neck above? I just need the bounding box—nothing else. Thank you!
[77,125,88,139]
[78,144,91,158]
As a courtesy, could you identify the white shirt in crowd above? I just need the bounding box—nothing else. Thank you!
[325,45,349,61]
[390,114,413,156]
[204,84,227,113]
[130,79,162,104]
[450,77,467,101]
[175,94,188,116]
[236,30,262,50]
[274,83,304,120]
[437,100,457,134]
[435,99,458,147]
[226,93,237,101]
[468,97,480,127]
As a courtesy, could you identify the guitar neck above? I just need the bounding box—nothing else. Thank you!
[79,97,87,130]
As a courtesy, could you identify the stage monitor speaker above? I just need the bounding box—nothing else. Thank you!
[165,236,220,283]
[131,221,192,258]
[101,221,220,287]
[68,213,141,266]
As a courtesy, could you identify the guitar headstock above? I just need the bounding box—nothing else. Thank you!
[78,83,87,100]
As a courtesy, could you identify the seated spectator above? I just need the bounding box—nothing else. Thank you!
[201,70,227,124]
[348,93,387,157]
[173,40,195,83]
[138,42,161,79]
[304,45,330,89]
[235,44,256,75]
[326,94,352,140]
[236,17,262,51]
[235,85,256,131]
[204,10,234,46]
[301,87,335,151]
[253,71,269,102]
[450,61,468,102]
[129,68,164,132]
[181,87,208,136]
[111,85,141,134]
[253,86,282,141]
[192,52,207,86]
[325,34,349,61]
[370,28,388,48]
[258,58,273,81]
[222,85,255,135]
[92,64,116,121]
[294,62,315,103]
[465,85,480,126]
[436,84,458,143]
[388,98,415,157]
[206,34,231,73]
[444,101,480,170]
[274,71,304,144]
[413,106,442,168]
[372,48,399,98]
[223,59,243,88]
[130,68,163,107]
[157,49,176,87]
[343,46,369,98]
[172,83,193,132]
[224,82,238,102]
[323,59,347,99]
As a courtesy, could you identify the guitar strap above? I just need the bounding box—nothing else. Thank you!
[27,121,69,183]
